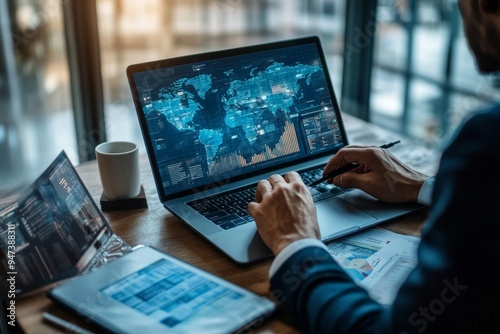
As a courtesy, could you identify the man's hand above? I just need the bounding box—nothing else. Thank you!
[248,172,320,256]
[324,146,429,203]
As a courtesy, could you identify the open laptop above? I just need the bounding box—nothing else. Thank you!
[126,36,423,264]
[0,150,135,296]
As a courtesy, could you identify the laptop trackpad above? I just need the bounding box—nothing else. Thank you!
[316,199,377,241]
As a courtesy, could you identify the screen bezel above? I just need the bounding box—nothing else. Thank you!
[126,36,348,202]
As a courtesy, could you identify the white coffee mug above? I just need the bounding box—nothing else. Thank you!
[95,141,141,200]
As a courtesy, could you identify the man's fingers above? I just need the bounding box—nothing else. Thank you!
[255,179,272,202]
[323,150,355,175]
[268,174,286,187]
[333,171,367,189]
[247,201,258,217]
[324,147,373,176]
[284,171,302,183]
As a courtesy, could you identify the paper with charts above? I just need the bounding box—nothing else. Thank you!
[326,227,420,305]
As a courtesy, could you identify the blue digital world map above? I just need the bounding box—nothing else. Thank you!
[134,43,344,194]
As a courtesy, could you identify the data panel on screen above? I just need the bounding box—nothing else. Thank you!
[133,42,343,195]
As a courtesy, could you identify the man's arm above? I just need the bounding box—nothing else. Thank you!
[247,172,392,333]
[249,105,500,333]
[270,176,434,278]
[269,244,387,334]
[247,144,436,333]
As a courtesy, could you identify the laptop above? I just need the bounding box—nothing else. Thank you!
[126,36,423,264]
[0,150,134,296]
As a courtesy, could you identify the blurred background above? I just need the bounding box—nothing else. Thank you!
[1,0,500,194]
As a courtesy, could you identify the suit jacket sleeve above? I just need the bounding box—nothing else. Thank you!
[270,104,500,333]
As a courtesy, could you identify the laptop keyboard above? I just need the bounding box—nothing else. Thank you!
[83,234,134,274]
[299,168,350,201]
[186,167,349,230]
[187,188,256,230]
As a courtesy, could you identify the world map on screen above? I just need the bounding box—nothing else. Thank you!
[134,43,343,194]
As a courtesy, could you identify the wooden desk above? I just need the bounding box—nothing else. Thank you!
[10,114,440,333]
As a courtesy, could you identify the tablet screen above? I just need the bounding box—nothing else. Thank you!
[101,258,244,328]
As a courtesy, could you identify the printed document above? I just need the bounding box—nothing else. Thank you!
[326,227,420,305]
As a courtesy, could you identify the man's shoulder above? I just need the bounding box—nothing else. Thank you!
[468,102,500,123]
[451,103,500,142]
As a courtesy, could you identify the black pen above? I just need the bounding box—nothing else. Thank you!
[308,140,401,187]
[42,312,95,334]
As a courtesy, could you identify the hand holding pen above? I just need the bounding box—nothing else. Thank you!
[308,140,401,187]
[310,140,430,203]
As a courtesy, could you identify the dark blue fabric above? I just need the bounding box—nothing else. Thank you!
[270,104,500,333]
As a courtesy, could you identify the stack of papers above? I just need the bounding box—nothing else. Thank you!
[326,227,420,305]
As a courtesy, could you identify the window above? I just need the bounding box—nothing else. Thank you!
[95,0,347,152]
[0,0,75,194]
[4,0,498,195]
[370,0,500,147]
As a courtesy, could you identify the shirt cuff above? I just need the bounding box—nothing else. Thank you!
[269,238,329,278]
[417,176,435,206]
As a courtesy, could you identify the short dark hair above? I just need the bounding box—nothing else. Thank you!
[471,0,481,14]
[472,0,500,14]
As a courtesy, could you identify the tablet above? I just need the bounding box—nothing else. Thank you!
[48,246,276,333]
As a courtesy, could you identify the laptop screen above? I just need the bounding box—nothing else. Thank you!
[128,36,347,198]
[0,151,110,294]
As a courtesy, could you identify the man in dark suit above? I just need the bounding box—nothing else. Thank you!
[248,0,500,332]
